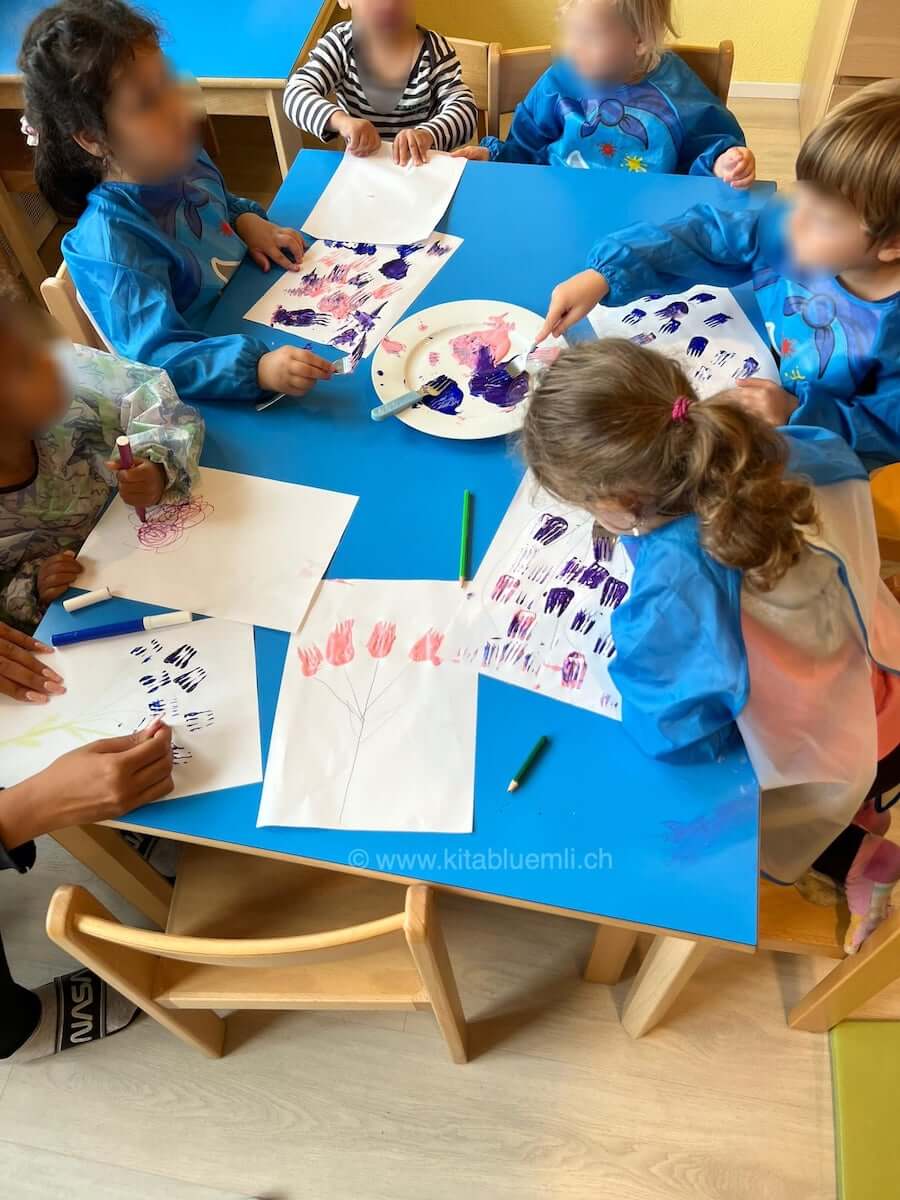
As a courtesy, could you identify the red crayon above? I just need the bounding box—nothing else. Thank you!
[116,435,146,524]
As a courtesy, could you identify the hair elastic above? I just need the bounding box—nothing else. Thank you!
[19,115,39,147]
[671,395,692,423]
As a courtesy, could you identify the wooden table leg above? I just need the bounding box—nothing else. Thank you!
[583,924,638,985]
[265,88,305,179]
[621,934,708,1038]
[51,825,173,929]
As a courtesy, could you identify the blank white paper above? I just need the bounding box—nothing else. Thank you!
[258,580,476,832]
[587,284,780,397]
[301,142,467,245]
[76,467,357,633]
[0,618,261,801]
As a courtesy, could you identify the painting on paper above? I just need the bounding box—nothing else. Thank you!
[587,284,780,397]
[444,475,634,718]
[258,580,476,833]
[243,234,462,366]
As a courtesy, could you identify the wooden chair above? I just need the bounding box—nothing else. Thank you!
[592,878,900,1038]
[40,261,105,349]
[871,465,900,564]
[489,40,735,140]
[46,844,469,1062]
[447,36,501,141]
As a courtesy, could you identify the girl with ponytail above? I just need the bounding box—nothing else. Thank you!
[523,338,900,953]
[18,0,335,406]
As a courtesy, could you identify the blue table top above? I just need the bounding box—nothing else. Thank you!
[2,0,328,80]
[43,155,768,947]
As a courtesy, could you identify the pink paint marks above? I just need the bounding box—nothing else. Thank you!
[318,291,356,321]
[529,346,562,366]
[367,621,397,659]
[428,351,441,366]
[381,337,406,356]
[325,620,355,666]
[410,628,444,665]
[418,321,429,332]
[372,282,401,300]
[297,645,323,677]
[450,314,515,370]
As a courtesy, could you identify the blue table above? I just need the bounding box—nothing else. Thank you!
[0,0,336,176]
[43,158,766,1018]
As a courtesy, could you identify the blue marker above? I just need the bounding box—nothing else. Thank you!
[52,610,194,648]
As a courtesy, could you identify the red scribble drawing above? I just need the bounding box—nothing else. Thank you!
[130,496,214,551]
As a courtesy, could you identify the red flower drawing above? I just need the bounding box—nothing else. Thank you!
[325,619,355,666]
[410,629,444,665]
[781,337,795,358]
[220,220,235,237]
[600,142,615,158]
[297,645,323,677]
[367,621,397,659]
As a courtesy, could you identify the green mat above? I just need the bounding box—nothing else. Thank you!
[831,1022,900,1198]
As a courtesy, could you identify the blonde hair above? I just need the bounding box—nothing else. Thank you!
[797,78,900,242]
[557,0,678,50]
[522,340,817,593]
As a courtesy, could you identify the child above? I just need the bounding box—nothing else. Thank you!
[283,0,478,167]
[19,0,335,406]
[537,79,900,470]
[523,338,900,951]
[0,301,203,640]
[453,0,754,185]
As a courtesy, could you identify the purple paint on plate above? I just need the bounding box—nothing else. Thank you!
[468,344,529,410]
[422,375,464,415]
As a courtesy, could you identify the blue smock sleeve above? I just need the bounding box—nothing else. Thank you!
[481,69,562,165]
[677,98,746,177]
[588,201,769,305]
[226,191,267,225]
[610,528,748,761]
[69,241,270,405]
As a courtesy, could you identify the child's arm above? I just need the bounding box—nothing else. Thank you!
[610,538,748,760]
[674,94,755,186]
[413,34,478,153]
[478,71,562,165]
[0,565,45,635]
[787,361,900,472]
[282,28,359,143]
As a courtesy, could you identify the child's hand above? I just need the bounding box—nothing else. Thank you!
[536,270,610,342]
[234,213,305,273]
[258,347,337,396]
[0,621,64,704]
[38,551,83,604]
[332,113,381,157]
[451,146,490,162]
[393,128,434,167]
[735,377,798,425]
[714,147,757,190]
[106,457,167,509]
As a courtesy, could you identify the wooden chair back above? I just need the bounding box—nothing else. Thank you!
[40,261,106,349]
[448,36,501,141]
[47,845,468,1062]
[672,40,735,104]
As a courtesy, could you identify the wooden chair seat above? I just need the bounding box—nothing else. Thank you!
[758,877,847,959]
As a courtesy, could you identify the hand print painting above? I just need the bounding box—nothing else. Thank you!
[444,476,634,718]
[0,617,261,801]
[258,581,476,833]
[587,285,780,398]
[243,234,462,363]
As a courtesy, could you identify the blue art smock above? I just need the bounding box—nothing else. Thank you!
[63,152,270,404]
[589,200,900,469]
[482,51,745,175]
[610,426,900,881]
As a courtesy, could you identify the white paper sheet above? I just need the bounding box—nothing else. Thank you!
[0,618,261,800]
[75,467,357,634]
[258,580,476,832]
[444,476,634,718]
[243,233,462,364]
[301,142,467,244]
[587,284,779,397]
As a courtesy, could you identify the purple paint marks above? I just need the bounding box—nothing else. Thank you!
[561,651,587,690]
[704,312,733,329]
[422,374,464,415]
[687,335,708,358]
[593,633,615,657]
[601,576,629,608]
[579,562,610,590]
[689,291,716,303]
[428,239,453,257]
[631,332,656,346]
[324,240,377,255]
[735,356,760,379]
[659,317,681,335]
[272,305,329,328]
[570,609,596,635]
[318,292,355,321]
[450,315,514,370]
[592,528,615,562]
[558,557,583,584]
[534,514,568,545]
[331,327,358,348]
[164,643,197,668]
[507,609,536,639]
[174,666,206,693]
[655,301,689,319]
[468,344,529,410]
[622,307,646,326]
[492,575,520,602]
[380,256,411,281]
[713,349,735,367]
[545,587,575,616]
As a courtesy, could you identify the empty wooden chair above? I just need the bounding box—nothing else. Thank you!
[448,36,501,141]
[47,845,468,1062]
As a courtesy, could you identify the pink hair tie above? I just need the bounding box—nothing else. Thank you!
[19,115,39,147]
[671,395,692,423]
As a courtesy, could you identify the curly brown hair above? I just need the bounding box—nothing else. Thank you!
[522,339,818,592]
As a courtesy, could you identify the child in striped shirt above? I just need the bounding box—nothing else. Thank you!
[283,0,478,167]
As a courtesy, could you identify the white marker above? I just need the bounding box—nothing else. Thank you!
[63,586,113,613]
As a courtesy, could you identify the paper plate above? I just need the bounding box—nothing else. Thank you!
[370,300,567,440]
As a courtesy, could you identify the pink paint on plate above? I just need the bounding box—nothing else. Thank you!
[450,314,515,369]
[381,338,406,356]
[428,351,441,366]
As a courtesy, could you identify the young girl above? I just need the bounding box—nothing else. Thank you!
[0,301,202,641]
[454,0,754,186]
[523,338,900,952]
[284,0,478,167]
[19,0,335,406]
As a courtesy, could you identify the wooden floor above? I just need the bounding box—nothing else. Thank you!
[3,100,884,1200]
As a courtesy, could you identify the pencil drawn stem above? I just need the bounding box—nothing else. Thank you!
[337,660,379,822]
[314,678,361,723]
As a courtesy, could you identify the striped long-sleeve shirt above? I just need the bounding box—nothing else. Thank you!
[283,23,478,152]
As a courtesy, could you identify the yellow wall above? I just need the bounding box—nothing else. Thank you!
[418,1,822,84]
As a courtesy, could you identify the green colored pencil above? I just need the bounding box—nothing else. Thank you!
[458,489,473,586]
[507,735,550,793]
